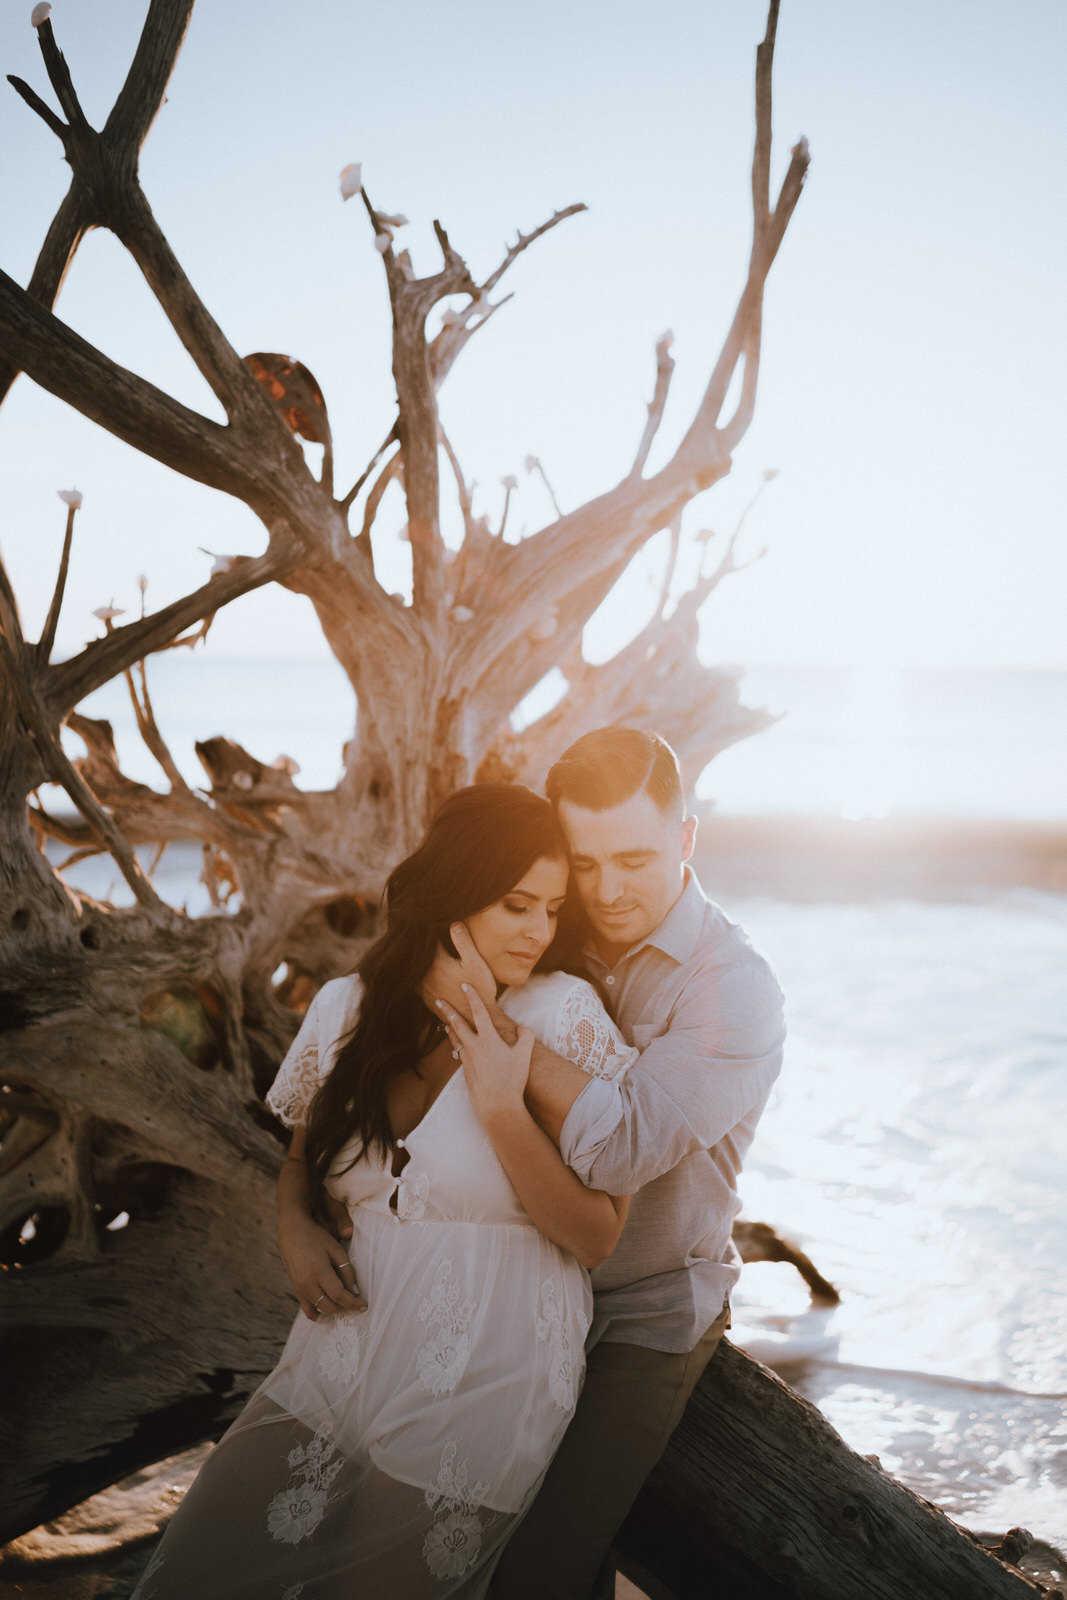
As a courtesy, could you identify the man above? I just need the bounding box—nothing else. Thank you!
[436,727,785,1599]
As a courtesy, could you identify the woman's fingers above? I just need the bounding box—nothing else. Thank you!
[464,985,492,1028]
[318,1256,366,1314]
[298,1253,366,1320]
[436,997,475,1045]
[332,1256,367,1311]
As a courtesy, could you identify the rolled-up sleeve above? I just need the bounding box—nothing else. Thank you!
[559,954,785,1194]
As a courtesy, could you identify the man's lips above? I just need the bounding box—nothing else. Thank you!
[594,906,637,919]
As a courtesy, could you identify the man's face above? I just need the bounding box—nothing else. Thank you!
[557,788,696,960]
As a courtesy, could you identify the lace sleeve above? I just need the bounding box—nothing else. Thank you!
[551,979,640,1083]
[265,981,353,1128]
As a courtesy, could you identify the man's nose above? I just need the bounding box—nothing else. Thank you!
[598,868,624,906]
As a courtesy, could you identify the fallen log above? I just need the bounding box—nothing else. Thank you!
[615,1339,1052,1599]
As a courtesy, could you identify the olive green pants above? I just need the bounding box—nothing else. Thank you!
[490,1302,731,1600]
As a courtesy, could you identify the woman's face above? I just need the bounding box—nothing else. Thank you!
[464,855,569,988]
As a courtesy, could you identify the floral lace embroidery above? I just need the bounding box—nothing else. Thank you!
[266,1043,322,1128]
[422,1442,489,1581]
[316,1313,362,1385]
[266,1424,343,1545]
[397,1169,431,1221]
[553,980,639,1082]
[416,1260,476,1396]
[535,1277,579,1411]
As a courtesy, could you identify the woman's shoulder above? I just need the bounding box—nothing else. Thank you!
[308,973,363,1027]
[500,970,602,1024]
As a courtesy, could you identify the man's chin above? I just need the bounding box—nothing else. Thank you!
[591,912,643,947]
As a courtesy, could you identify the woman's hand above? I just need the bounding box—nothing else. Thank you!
[440,987,533,1127]
[439,989,628,1270]
[278,1200,367,1322]
[420,922,497,1022]
[277,1125,366,1322]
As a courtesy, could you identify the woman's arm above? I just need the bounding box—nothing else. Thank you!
[443,991,629,1270]
[277,1123,367,1321]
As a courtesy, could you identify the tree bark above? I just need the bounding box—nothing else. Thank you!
[615,1341,1047,1599]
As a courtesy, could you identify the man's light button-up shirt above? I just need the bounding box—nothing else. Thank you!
[560,870,785,1353]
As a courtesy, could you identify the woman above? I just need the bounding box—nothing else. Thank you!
[134,785,637,1600]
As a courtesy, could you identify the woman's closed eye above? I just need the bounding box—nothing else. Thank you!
[504,901,560,919]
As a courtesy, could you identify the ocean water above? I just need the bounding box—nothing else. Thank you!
[728,891,1067,1552]
[702,665,1067,820]
[63,658,1067,821]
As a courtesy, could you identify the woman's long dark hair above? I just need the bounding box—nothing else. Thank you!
[304,784,577,1207]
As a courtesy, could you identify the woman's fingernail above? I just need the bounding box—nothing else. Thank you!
[461,983,470,993]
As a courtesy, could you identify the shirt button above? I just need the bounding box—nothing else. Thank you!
[605,976,615,986]
[397,1137,406,1148]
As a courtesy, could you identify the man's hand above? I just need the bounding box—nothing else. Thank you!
[420,921,497,1021]
[278,1203,367,1322]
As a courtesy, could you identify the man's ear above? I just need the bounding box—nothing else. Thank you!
[681,813,697,864]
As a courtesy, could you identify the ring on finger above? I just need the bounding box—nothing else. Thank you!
[336,1260,355,1274]
[315,1293,328,1308]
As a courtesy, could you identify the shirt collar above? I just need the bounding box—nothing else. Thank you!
[583,867,708,972]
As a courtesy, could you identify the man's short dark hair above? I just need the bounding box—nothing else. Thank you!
[546,727,685,817]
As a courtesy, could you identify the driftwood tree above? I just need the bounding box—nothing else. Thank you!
[0,3,1051,1594]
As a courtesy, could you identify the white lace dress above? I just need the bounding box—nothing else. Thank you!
[134,970,636,1600]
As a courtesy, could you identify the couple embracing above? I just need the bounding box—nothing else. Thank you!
[135,727,785,1599]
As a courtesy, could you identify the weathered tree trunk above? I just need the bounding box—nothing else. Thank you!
[616,1341,1048,1598]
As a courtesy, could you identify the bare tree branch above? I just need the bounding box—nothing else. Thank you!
[428,203,586,390]
[104,0,195,154]
[630,332,677,479]
[36,500,78,663]
[358,451,403,549]
[361,189,477,611]
[47,550,285,716]
[11,682,168,915]
[5,72,65,137]
[124,657,191,794]
[341,424,398,515]
[438,425,477,544]
[33,17,89,134]
[752,0,779,228]
[0,269,279,502]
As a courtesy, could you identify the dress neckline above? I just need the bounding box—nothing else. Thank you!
[391,1062,462,1151]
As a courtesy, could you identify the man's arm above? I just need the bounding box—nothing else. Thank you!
[556,957,785,1194]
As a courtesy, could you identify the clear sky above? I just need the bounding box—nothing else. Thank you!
[1,0,1065,670]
